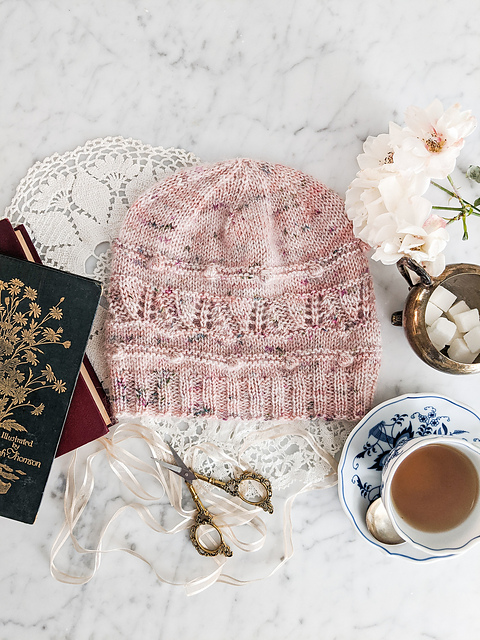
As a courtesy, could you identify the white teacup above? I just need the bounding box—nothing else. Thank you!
[381,435,480,556]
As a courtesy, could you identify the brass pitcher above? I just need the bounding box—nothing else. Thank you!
[392,256,480,374]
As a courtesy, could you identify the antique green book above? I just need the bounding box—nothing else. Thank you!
[0,254,101,524]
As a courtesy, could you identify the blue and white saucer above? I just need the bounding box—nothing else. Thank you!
[338,393,480,561]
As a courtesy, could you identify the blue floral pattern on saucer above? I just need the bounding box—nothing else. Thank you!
[352,406,469,505]
[338,394,480,561]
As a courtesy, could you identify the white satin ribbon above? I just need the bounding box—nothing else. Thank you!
[50,419,338,595]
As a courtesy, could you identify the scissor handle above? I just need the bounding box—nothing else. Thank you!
[186,483,233,558]
[196,470,274,514]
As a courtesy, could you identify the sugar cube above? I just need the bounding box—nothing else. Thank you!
[429,285,457,312]
[425,301,443,326]
[453,308,480,334]
[446,300,470,321]
[451,327,462,342]
[429,317,457,346]
[464,325,480,354]
[447,338,479,364]
[427,327,446,350]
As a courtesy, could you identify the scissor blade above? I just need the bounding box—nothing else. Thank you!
[164,444,197,483]
[153,456,196,483]
[154,459,183,475]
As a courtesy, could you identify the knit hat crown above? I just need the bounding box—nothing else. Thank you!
[107,158,381,421]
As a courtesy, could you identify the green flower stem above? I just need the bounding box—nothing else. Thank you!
[447,174,464,200]
[431,206,463,212]
[432,205,479,222]
[431,180,457,198]
[431,180,480,213]
[431,175,480,240]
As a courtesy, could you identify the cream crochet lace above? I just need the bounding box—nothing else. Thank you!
[4,137,199,394]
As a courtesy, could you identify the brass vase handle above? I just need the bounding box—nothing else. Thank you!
[392,258,433,326]
[396,257,433,289]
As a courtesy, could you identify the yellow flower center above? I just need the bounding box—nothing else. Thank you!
[383,151,394,164]
[424,131,445,153]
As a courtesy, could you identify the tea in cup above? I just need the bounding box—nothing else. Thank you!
[381,435,480,555]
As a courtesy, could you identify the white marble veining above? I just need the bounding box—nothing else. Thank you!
[1,1,480,638]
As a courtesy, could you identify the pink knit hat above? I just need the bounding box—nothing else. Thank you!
[106,159,381,422]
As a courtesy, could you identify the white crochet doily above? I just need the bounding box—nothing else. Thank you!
[4,137,199,393]
[4,137,353,492]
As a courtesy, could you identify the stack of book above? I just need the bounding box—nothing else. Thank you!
[0,219,111,523]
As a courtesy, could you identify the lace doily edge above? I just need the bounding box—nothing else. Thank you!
[3,136,200,219]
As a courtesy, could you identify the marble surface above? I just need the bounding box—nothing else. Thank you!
[1,1,480,638]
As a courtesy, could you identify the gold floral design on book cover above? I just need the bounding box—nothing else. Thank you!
[0,278,71,494]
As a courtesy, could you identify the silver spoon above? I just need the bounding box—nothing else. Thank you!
[365,498,405,545]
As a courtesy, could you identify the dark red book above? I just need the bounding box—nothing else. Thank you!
[0,218,111,456]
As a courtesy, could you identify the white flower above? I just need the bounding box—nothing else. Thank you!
[371,214,449,276]
[347,100,476,275]
[345,167,429,242]
[377,171,430,211]
[357,133,397,171]
[346,162,448,275]
[390,99,477,179]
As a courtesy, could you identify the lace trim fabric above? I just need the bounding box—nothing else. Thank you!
[140,414,352,490]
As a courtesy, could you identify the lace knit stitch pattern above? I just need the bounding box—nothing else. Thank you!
[106,158,381,421]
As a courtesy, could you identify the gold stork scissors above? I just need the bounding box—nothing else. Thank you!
[155,444,273,558]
